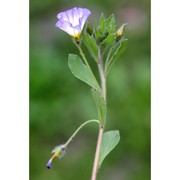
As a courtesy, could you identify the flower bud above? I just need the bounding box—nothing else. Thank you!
[86,22,93,35]
[116,23,127,41]
[46,144,66,169]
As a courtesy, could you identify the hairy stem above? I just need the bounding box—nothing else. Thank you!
[91,124,104,180]
[64,120,100,147]
[91,47,106,180]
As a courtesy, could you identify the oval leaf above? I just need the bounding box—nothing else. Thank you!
[83,33,99,62]
[98,130,120,167]
[68,54,100,92]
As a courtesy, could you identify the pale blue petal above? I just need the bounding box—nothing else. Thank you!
[78,7,91,17]
[56,20,74,36]
[66,8,75,24]
[56,7,91,36]
[79,14,89,30]
[78,8,91,30]
[73,25,81,35]
[57,12,68,21]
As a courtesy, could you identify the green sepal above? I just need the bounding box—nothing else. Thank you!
[83,33,99,62]
[105,39,128,75]
[68,54,100,92]
[91,88,106,123]
[98,130,120,167]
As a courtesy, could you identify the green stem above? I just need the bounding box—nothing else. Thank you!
[91,124,104,180]
[91,46,107,180]
[64,119,100,147]
[97,47,106,100]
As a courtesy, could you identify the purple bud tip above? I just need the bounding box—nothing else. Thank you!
[46,165,51,169]
[46,159,52,169]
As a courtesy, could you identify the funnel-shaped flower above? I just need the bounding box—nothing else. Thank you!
[56,7,91,38]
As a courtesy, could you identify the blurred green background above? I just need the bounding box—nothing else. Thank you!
[30,0,150,180]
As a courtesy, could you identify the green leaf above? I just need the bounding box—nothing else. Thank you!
[98,130,120,167]
[104,14,116,34]
[112,39,128,61]
[105,39,128,75]
[83,33,99,62]
[105,14,115,26]
[91,89,106,123]
[101,34,115,48]
[99,13,106,33]
[68,54,100,92]
[93,19,102,42]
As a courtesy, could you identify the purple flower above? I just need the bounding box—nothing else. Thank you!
[56,7,91,38]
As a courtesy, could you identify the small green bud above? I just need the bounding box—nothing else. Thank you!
[86,22,93,35]
[116,23,127,41]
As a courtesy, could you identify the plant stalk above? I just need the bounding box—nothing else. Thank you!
[91,124,104,180]
[91,47,106,180]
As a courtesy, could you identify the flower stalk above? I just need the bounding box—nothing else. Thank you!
[64,119,100,147]
[46,120,99,169]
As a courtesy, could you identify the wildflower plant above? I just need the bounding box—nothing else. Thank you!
[46,7,127,180]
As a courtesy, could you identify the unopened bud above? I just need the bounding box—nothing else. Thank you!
[46,144,66,169]
[116,23,127,41]
[86,22,93,35]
